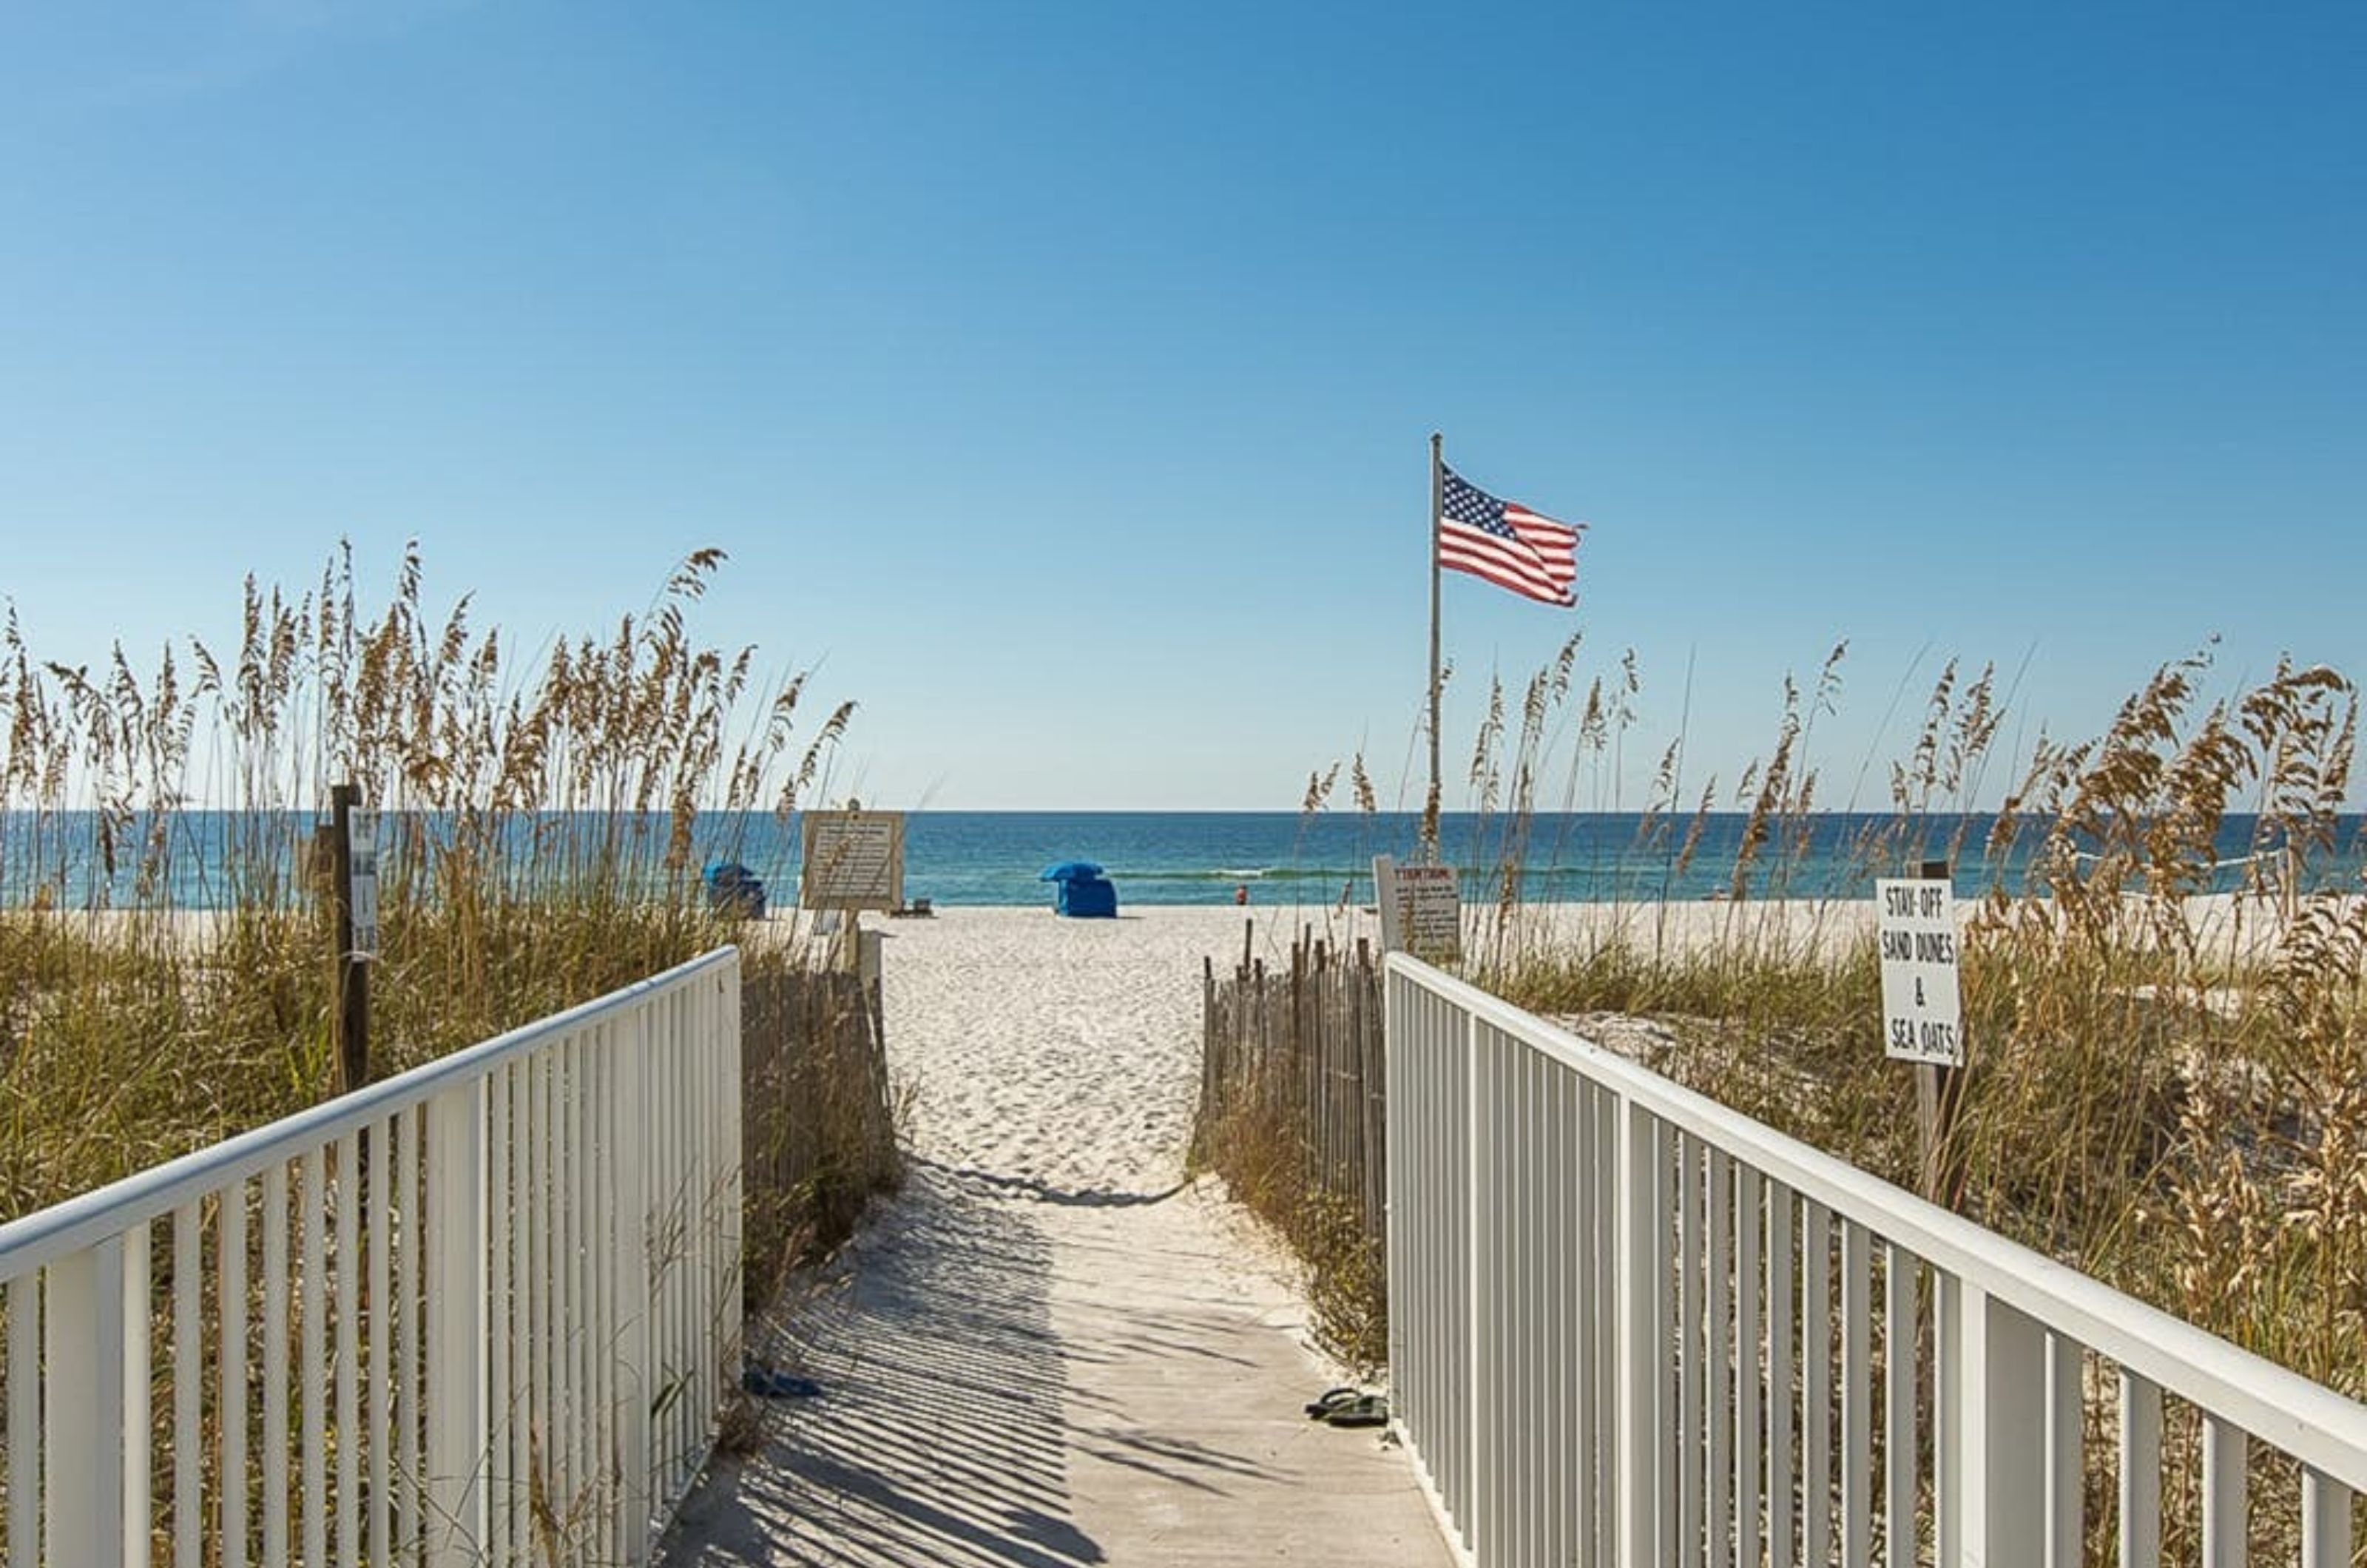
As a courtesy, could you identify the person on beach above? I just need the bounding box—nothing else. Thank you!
[1234,883,1249,905]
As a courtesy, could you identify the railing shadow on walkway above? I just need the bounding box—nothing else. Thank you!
[658,1166,1101,1568]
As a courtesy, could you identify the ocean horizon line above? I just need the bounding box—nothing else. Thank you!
[2,807,2359,912]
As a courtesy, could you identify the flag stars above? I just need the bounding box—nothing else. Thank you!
[1436,462,1581,609]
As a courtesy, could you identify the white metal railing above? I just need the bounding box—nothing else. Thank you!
[1385,953,2367,1568]
[0,947,743,1567]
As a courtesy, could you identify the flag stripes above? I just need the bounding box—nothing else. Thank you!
[1436,466,1581,607]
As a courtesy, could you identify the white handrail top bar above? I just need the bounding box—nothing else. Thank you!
[0,946,737,1281]
[1390,951,2367,1490]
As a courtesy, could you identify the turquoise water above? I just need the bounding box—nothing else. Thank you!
[862,811,2367,906]
[4,810,2361,909]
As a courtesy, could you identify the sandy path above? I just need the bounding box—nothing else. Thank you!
[657,907,1451,1566]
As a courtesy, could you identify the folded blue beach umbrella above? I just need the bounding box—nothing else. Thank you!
[1039,859,1104,882]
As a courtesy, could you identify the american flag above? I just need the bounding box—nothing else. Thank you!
[1437,465,1581,607]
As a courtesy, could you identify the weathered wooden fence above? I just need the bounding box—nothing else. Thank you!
[740,950,897,1294]
[1195,924,1385,1244]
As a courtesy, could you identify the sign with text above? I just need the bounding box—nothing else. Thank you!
[800,811,905,911]
[347,807,380,962]
[1877,877,1961,1065]
[1374,856,1465,962]
[1397,864,1462,962]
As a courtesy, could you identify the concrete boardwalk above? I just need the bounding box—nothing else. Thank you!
[656,909,1453,1567]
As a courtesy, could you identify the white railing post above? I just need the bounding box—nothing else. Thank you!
[1466,1005,1487,1564]
[2047,1333,2084,1568]
[722,961,746,1386]
[618,1007,655,1561]
[1954,1282,2046,1567]
[2119,1371,2163,1568]
[2203,1418,2247,1568]
[1617,1092,1659,1568]
[122,1219,152,1568]
[1385,968,1405,1407]
[426,1077,490,1567]
[2302,1468,2351,1568]
[44,1233,127,1567]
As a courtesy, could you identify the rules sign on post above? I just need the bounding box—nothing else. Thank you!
[1397,865,1462,963]
[1371,855,1462,963]
[347,807,381,962]
[800,811,904,912]
[1877,878,1961,1065]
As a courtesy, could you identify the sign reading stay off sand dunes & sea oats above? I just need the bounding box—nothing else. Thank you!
[1877,876,1962,1066]
[347,806,381,961]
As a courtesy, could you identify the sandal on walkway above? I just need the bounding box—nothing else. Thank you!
[743,1362,825,1399]
[1321,1393,1390,1429]
[1303,1386,1362,1420]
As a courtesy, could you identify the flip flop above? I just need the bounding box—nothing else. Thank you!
[1303,1386,1361,1420]
[1323,1393,1391,1429]
[742,1363,824,1399]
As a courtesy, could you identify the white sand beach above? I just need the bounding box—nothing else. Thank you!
[879,905,1323,1193]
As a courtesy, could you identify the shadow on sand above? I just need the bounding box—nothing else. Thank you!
[911,1155,1188,1209]
[658,1166,1101,1567]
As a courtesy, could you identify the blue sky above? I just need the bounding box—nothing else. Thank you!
[2,1,2360,811]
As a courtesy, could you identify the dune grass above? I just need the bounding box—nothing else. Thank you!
[1235,639,2365,1560]
[0,544,905,1563]
[1474,644,2365,1389]
[0,544,885,1274]
[1271,639,2364,1382]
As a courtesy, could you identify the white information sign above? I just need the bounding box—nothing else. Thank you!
[1877,877,1961,1065]
[801,811,905,911]
[1398,865,1462,962]
[1373,855,1464,962]
[347,808,380,962]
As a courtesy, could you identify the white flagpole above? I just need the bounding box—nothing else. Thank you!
[1425,431,1444,860]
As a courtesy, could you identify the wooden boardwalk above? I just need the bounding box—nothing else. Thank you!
[657,1165,1449,1566]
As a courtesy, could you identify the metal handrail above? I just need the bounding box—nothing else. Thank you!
[0,947,736,1280]
[1391,951,2367,1490]
[0,945,744,1568]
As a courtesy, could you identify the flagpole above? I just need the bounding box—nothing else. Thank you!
[1425,430,1443,861]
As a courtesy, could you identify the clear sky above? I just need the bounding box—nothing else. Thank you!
[2,2,2360,811]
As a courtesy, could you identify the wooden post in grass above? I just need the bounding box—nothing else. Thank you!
[1912,858,1964,1209]
[330,783,372,1095]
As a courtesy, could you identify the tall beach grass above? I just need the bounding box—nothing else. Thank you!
[0,544,879,1257]
[1281,639,2363,1381]
[1243,638,2366,1559]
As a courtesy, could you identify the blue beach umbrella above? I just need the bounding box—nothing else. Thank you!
[1039,860,1104,882]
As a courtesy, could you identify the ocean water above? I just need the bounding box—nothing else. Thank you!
[4,810,2362,910]
[863,811,2367,906]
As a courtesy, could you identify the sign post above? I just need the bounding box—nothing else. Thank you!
[1877,861,1963,1204]
[331,785,376,1095]
[1372,856,1402,954]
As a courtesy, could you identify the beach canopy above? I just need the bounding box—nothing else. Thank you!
[1039,859,1104,882]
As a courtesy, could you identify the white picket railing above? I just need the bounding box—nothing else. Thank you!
[0,947,743,1568]
[1385,953,2367,1567]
